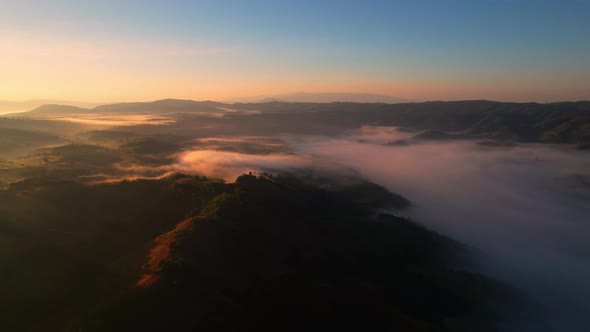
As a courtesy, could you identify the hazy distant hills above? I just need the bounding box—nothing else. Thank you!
[0,99,101,115]
[93,99,225,114]
[2,93,407,115]
[10,99,224,116]
[28,104,92,114]
[6,99,590,146]
[226,92,409,103]
[228,100,590,145]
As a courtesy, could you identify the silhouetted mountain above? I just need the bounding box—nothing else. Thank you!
[8,99,590,145]
[258,97,289,103]
[0,100,100,114]
[227,92,408,103]
[93,99,227,114]
[9,99,228,117]
[226,100,590,145]
[29,104,92,114]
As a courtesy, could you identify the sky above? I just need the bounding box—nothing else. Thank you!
[0,0,589,103]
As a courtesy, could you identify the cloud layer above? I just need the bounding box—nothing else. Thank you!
[169,127,590,330]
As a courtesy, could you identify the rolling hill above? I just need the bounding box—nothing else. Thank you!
[7,99,590,146]
[226,92,409,103]
[0,127,63,155]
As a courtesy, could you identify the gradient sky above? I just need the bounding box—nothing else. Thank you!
[1,0,589,102]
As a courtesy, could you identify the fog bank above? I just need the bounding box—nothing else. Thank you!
[172,127,590,330]
[291,132,590,331]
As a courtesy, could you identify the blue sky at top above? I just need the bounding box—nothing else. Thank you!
[1,0,588,101]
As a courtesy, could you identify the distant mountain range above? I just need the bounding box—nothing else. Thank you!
[5,99,590,146]
[1,93,405,116]
[0,99,101,115]
[8,99,225,116]
[225,92,409,104]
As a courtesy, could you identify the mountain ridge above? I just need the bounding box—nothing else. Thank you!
[224,92,410,103]
[7,99,590,146]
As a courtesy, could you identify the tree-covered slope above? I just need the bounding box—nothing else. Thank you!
[81,174,515,332]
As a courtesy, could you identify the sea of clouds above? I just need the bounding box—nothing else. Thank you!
[168,126,590,330]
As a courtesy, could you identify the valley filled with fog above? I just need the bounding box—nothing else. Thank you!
[1,100,589,331]
[290,130,590,330]
[166,128,590,330]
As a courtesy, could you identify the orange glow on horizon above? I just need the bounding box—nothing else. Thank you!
[0,31,588,103]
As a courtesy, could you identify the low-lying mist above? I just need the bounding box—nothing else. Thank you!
[168,127,590,330]
[4,114,587,329]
